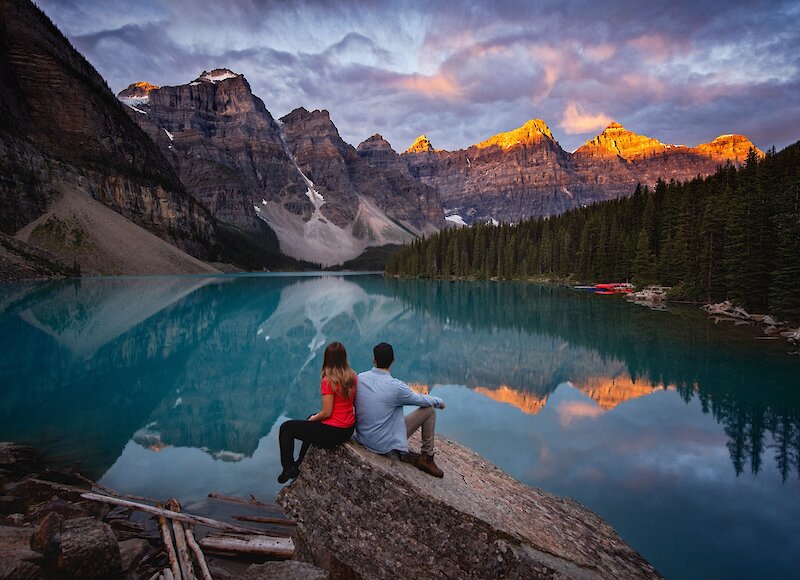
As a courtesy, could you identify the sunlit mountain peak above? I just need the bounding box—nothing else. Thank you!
[475,118,555,150]
[405,134,436,153]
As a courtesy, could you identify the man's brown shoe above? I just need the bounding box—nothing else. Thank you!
[399,450,421,464]
[415,453,444,478]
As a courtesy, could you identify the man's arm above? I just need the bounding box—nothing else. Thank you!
[394,380,444,408]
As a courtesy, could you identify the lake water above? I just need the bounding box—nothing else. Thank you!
[1,273,799,578]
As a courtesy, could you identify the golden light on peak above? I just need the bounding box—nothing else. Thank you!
[474,385,548,415]
[474,119,554,150]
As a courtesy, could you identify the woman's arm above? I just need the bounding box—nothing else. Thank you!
[308,394,334,422]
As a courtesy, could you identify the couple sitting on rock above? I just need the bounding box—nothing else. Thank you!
[277,341,445,483]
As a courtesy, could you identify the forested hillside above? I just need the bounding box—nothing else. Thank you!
[387,143,800,321]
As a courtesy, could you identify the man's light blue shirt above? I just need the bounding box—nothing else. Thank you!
[354,368,443,454]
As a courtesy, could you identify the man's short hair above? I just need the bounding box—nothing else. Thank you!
[373,342,394,369]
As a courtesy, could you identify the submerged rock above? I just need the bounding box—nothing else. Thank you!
[279,435,660,579]
[0,443,38,476]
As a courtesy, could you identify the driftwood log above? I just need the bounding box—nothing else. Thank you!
[165,500,196,580]
[185,528,213,580]
[198,532,294,559]
[157,504,182,580]
[81,493,268,535]
[207,492,280,510]
[231,514,297,526]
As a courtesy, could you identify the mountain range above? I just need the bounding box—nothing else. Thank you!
[401,120,762,225]
[0,0,763,275]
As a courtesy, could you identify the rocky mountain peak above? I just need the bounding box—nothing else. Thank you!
[405,134,435,154]
[117,81,158,100]
[194,68,241,83]
[475,118,555,150]
[280,107,331,125]
[577,123,666,160]
[357,134,395,153]
[696,133,764,162]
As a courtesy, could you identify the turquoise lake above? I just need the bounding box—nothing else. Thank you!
[1,273,799,578]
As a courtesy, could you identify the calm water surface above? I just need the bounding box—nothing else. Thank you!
[2,274,799,579]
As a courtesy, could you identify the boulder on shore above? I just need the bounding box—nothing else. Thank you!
[278,435,661,579]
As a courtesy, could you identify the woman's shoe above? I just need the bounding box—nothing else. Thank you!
[277,465,300,484]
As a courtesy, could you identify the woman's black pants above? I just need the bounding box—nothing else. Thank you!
[279,420,354,471]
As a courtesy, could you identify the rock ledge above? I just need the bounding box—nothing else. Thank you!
[279,435,660,579]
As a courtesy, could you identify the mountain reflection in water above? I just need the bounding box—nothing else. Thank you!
[1,274,799,579]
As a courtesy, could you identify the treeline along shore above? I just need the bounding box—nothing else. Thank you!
[386,142,800,323]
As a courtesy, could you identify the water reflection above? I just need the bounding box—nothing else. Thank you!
[2,275,799,480]
[388,279,800,481]
[474,374,673,416]
[2,274,800,579]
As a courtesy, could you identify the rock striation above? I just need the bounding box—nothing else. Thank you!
[279,436,661,579]
[120,76,444,265]
[402,119,762,225]
[403,120,578,224]
[0,0,215,262]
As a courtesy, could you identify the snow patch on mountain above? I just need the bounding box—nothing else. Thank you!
[200,69,239,83]
[445,214,468,227]
[124,103,148,115]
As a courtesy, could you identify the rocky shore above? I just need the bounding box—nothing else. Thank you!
[0,441,171,579]
[0,442,322,579]
[702,301,800,351]
[279,434,661,579]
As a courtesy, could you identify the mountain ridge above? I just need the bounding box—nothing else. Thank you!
[118,74,444,265]
[401,118,762,225]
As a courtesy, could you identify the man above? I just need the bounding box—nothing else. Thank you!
[355,342,445,477]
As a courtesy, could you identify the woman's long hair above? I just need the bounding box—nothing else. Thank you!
[321,342,356,399]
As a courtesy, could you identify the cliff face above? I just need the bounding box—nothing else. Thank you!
[403,121,580,224]
[279,437,661,579]
[0,0,214,258]
[403,120,762,225]
[121,81,444,264]
[356,133,445,230]
[280,108,444,235]
[122,70,307,234]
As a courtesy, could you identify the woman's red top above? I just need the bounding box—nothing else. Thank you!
[320,375,357,428]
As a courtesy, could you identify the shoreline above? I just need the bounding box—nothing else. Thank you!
[0,442,313,579]
[384,273,800,351]
[3,436,663,579]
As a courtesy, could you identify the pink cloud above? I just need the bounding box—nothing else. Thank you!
[583,42,617,62]
[560,102,613,134]
[620,73,669,99]
[627,33,692,63]
[557,400,604,426]
[393,73,461,99]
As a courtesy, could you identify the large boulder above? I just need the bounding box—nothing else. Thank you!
[57,517,121,578]
[279,436,660,579]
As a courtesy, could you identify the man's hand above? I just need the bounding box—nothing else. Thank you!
[438,401,446,410]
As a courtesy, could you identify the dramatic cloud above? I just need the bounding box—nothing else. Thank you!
[36,0,800,152]
[560,103,613,135]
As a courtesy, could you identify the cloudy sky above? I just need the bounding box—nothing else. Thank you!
[38,0,800,152]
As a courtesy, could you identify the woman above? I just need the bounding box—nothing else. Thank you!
[277,341,357,483]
